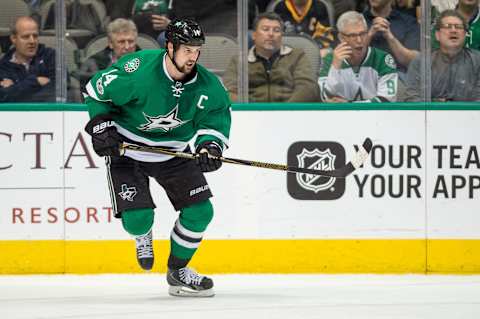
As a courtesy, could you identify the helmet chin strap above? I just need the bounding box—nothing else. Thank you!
[167,46,183,74]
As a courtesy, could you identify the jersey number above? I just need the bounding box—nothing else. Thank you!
[103,74,118,87]
[387,80,396,95]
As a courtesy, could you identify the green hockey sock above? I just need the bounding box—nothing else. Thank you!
[169,200,214,261]
[121,208,154,236]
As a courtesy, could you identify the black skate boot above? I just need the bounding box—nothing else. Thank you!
[135,230,154,271]
[167,267,214,297]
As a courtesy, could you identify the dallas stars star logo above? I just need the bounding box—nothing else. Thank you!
[138,104,187,132]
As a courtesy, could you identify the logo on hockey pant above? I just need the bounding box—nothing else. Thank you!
[118,184,137,202]
[189,184,209,196]
[287,141,346,200]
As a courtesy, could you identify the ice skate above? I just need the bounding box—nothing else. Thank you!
[167,267,214,297]
[135,230,154,271]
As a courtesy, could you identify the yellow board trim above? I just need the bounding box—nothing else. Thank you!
[0,239,479,274]
[427,239,480,273]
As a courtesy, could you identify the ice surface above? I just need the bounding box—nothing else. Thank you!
[1,274,480,319]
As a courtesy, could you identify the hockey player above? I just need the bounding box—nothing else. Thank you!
[83,18,231,297]
[318,11,398,103]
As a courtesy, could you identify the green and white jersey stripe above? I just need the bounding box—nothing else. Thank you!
[318,47,398,103]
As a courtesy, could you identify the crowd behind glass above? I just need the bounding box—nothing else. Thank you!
[0,0,479,103]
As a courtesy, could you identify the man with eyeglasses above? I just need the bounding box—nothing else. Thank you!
[318,11,398,103]
[432,0,480,50]
[405,10,480,102]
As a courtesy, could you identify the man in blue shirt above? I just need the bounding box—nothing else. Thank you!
[0,16,55,102]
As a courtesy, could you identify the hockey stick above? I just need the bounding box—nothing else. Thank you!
[120,137,372,178]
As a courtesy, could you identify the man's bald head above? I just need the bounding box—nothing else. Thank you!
[10,16,40,62]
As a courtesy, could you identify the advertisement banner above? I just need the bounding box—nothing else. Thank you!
[1,110,478,241]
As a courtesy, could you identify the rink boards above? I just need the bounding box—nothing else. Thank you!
[0,103,479,274]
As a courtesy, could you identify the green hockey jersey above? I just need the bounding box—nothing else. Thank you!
[84,49,231,162]
[318,47,398,103]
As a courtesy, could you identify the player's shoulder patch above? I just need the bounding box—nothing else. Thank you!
[384,54,396,69]
[123,57,141,73]
[95,77,104,95]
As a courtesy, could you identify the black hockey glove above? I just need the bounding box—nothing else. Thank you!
[85,115,123,157]
[195,141,223,172]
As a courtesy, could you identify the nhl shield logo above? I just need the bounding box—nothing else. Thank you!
[296,148,336,193]
[287,141,346,200]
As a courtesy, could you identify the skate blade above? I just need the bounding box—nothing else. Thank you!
[168,285,215,297]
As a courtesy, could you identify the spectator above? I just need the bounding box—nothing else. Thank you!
[272,0,334,49]
[364,0,419,72]
[404,10,480,102]
[0,16,55,102]
[132,0,173,46]
[223,12,318,102]
[76,18,138,88]
[433,0,480,50]
[318,11,398,102]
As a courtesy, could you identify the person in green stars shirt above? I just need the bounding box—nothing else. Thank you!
[318,11,398,103]
[84,18,231,297]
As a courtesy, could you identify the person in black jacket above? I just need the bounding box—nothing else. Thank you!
[0,16,55,102]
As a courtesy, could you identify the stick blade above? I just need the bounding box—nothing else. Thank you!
[350,138,373,169]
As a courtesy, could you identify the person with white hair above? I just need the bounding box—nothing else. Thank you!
[318,11,398,103]
[77,18,139,88]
